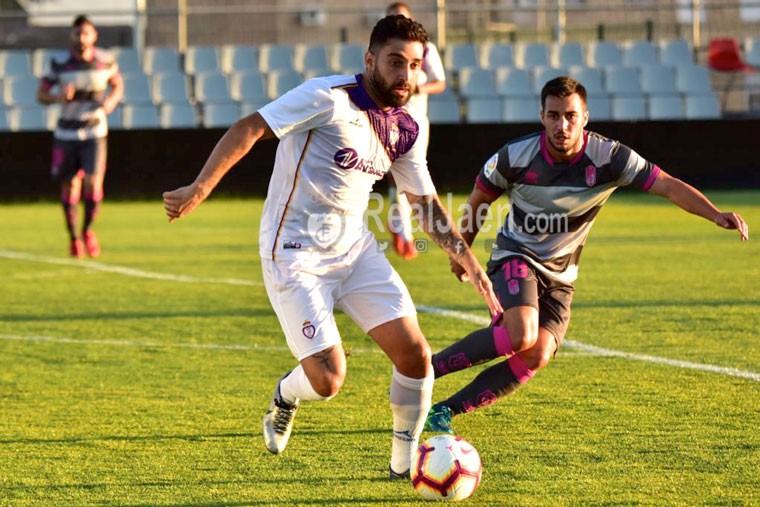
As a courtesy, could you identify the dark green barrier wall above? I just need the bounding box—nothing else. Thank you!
[1,120,757,201]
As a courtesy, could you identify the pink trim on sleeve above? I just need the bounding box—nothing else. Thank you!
[476,176,503,199]
[642,165,661,191]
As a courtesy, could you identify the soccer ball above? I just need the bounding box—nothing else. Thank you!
[411,434,482,501]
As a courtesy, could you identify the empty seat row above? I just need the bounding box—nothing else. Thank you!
[445,92,721,124]
[445,39,697,71]
[454,64,713,99]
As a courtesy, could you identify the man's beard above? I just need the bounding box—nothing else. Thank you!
[368,67,411,108]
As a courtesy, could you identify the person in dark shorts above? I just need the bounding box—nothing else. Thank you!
[37,14,123,258]
[425,76,749,434]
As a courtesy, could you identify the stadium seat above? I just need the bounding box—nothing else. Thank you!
[444,43,479,71]
[586,95,612,120]
[32,48,69,77]
[194,71,232,103]
[464,97,503,123]
[611,96,647,121]
[552,42,585,67]
[0,108,8,130]
[516,42,550,68]
[659,39,693,67]
[567,65,604,96]
[495,67,533,97]
[185,46,220,75]
[532,66,567,94]
[151,73,191,104]
[621,40,657,67]
[458,68,497,98]
[746,37,760,68]
[586,41,621,68]
[502,97,538,123]
[604,66,643,95]
[259,44,295,73]
[108,105,123,130]
[230,70,268,103]
[45,103,61,130]
[159,102,197,128]
[639,64,678,95]
[294,44,331,74]
[427,97,461,123]
[648,95,684,120]
[143,47,181,75]
[675,65,712,94]
[7,106,47,131]
[0,50,33,77]
[3,75,40,106]
[240,100,270,117]
[303,68,335,80]
[202,102,240,128]
[121,73,154,104]
[113,47,141,74]
[480,43,514,69]
[266,69,303,100]
[330,44,365,73]
[219,45,258,74]
[684,93,721,119]
[122,104,159,129]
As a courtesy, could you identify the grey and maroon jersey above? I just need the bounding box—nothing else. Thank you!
[476,130,660,284]
[42,48,119,141]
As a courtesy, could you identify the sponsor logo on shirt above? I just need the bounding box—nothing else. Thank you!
[333,148,385,177]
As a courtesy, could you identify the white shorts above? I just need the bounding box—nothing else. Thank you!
[261,234,417,361]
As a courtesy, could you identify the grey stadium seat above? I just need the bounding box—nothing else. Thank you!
[445,43,479,71]
[219,45,258,74]
[121,73,154,104]
[151,73,191,104]
[160,102,197,128]
[7,106,47,131]
[143,47,181,75]
[465,97,503,123]
[611,96,647,121]
[604,66,643,96]
[122,104,160,129]
[552,42,585,67]
[532,66,567,94]
[259,44,295,73]
[185,46,220,75]
[330,44,365,73]
[480,43,514,69]
[658,39,693,67]
[586,41,621,68]
[230,70,268,102]
[684,93,721,119]
[648,95,684,120]
[502,97,538,123]
[266,69,303,100]
[240,100,270,117]
[458,68,497,98]
[427,97,461,124]
[32,48,69,77]
[113,47,141,74]
[586,95,612,120]
[639,65,678,95]
[202,102,240,128]
[495,67,534,98]
[294,44,331,74]
[675,65,712,94]
[621,40,658,67]
[194,71,232,103]
[0,50,33,77]
[516,42,550,68]
[3,76,39,106]
[567,66,604,96]
[0,108,9,130]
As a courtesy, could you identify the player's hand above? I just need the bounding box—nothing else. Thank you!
[460,255,502,317]
[163,184,207,223]
[714,212,749,241]
[58,83,75,103]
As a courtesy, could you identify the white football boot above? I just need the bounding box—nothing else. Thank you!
[262,373,300,454]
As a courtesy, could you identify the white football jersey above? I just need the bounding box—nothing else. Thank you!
[258,73,436,260]
[405,42,446,118]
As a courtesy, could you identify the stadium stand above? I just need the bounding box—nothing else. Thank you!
[294,44,331,74]
[480,43,514,69]
[194,71,233,103]
[658,39,694,67]
[566,65,605,96]
[121,73,154,104]
[202,102,240,128]
[230,70,268,103]
[32,48,69,77]
[113,47,141,74]
[639,64,678,95]
[458,68,498,98]
[532,66,567,94]
[3,75,39,106]
[259,44,295,73]
[675,65,713,94]
[685,93,721,119]
[611,95,647,121]
[159,102,197,128]
[604,66,643,96]
[143,47,181,75]
[621,40,658,67]
[444,43,479,71]
[0,50,33,77]
[495,67,534,98]
[330,44,364,73]
[7,106,47,131]
[744,37,760,68]
[586,40,622,67]
[152,73,191,104]
[464,97,502,123]
[516,42,551,68]
[122,104,160,129]
[427,97,461,123]
[266,69,303,100]
[502,97,538,123]
[219,45,259,74]
[648,95,684,120]
[552,41,585,67]
[184,46,221,75]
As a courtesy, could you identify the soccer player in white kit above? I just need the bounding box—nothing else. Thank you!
[385,2,447,260]
[163,16,501,479]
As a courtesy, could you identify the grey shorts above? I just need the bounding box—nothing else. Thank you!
[487,255,574,346]
[51,137,107,181]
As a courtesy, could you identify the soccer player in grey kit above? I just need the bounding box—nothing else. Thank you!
[426,76,749,434]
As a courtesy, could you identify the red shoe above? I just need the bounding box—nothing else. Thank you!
[70,238,84,258]
[83,230,100,258]
[391,229,405,257]
[401,239,418,260]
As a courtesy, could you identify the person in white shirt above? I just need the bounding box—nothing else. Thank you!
[163,15,500,480]
[386,2,448,259]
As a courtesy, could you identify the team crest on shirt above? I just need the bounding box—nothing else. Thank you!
[306,212,346,250]
[334,148,360,169]
[484,153,498,178]
[585,165,597,187]
[302,321,316,339]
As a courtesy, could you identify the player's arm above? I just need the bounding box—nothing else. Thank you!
[163,112,275,222]
[407,192,503,316]
[449,185,499,281]
[102,71,124,114]
[648,169,748,241]
[36,79,74,105]
[416,78,446,96]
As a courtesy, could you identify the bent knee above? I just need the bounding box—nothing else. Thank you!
[310,373,344,399]
[511,330,539,353]
[393,340,432,377]
[519,345,554,371]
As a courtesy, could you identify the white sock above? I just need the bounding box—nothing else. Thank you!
[389,367,434,473]
[279,365,330,404]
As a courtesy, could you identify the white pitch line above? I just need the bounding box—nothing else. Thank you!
[0,249,261,286]
[416,305,760,383]
[2,249,758,383]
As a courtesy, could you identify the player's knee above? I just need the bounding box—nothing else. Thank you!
[511,329,539,353]
[310,371,345,399]
[520,344,553,371]
[393,339,431,377]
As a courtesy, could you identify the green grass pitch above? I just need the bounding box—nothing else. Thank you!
[0,191,758,506]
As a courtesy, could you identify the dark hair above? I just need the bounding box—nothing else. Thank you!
[368,15,428,53]
[386,2,411,15]
[72,14,94,28]
[541,76,587,109]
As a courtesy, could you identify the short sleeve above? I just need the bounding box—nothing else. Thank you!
[390,131,436,197]
[475,144,512,198]
[423,43,446,84]
[612,143,661,191]
[258,78,336,139]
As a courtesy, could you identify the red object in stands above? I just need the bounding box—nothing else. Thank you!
[707,38,755,72]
